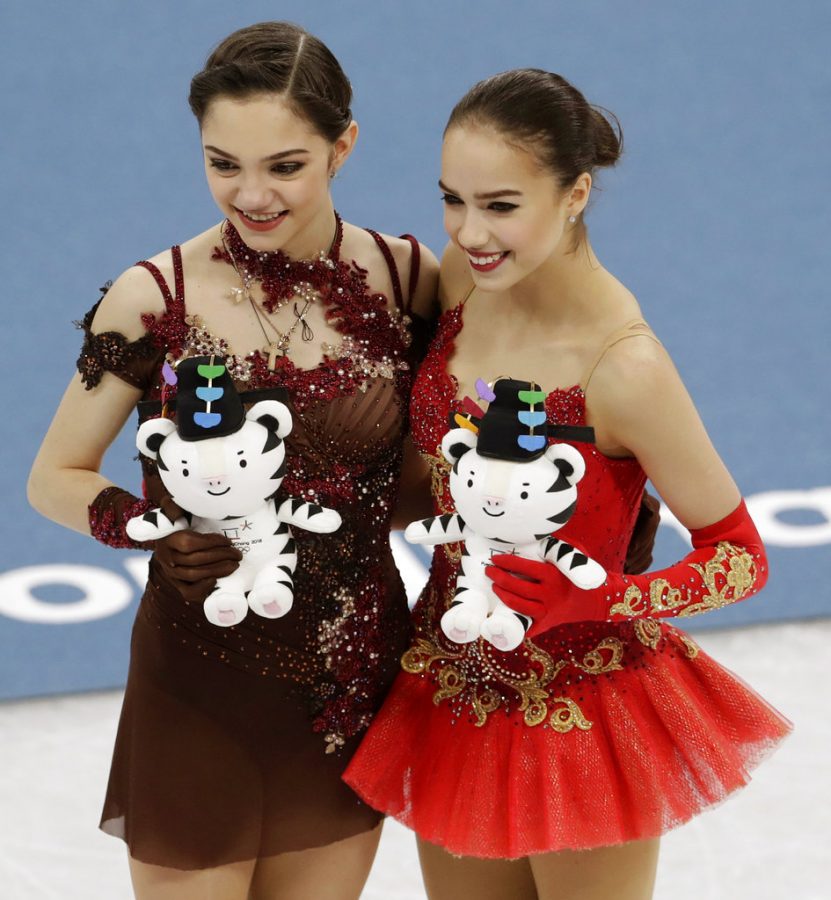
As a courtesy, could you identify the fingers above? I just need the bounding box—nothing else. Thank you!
[166,546,242,568]
[152,529,242,597]
[489,553,548,579]
[491,585,541,619]
[163,530,242,556]
[174,577,221,604]
[166,559,240,584]
[485,565,544,601]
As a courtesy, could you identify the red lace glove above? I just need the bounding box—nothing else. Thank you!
[486,500,767,637]
[88,486,155,549]
[88,486,242,603]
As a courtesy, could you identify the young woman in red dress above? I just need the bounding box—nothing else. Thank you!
[345,69,791,899]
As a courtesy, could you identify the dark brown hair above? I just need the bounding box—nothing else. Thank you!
[188,22,352,142]
[446,69,622,189]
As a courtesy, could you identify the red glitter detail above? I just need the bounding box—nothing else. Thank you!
[88,486,154,550]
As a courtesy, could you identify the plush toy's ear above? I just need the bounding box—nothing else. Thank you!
[246,400,292,438]
[544,442,587,487]
[136,417,177,459]
[440,428,477,464]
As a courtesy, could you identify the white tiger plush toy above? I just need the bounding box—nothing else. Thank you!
[126,356,341,627]
[405,379,605,651]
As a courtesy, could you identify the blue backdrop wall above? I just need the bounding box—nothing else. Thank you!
[1,0,829,700]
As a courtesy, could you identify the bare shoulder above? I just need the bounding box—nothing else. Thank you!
[438,241,473,310]
[590,325,673,406]
[587,323,696,453]
[90,262,168,341]
[343,224,438,318]
[92,226,218,340]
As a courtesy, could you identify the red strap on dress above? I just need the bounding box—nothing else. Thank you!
[365,230,405,311]
[365,231,421,313]
[401,234,420,313]
[135,245,185,312]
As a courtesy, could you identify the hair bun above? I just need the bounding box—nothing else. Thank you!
[589,105,623,168]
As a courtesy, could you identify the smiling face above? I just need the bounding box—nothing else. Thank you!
[440,124,589,291]
[201,93,355,256]
[447,449,580,544]
[156,420,286,519]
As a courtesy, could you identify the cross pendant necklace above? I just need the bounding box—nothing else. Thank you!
[252,299,313,370]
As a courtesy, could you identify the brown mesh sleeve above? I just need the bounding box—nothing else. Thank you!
[75,289,163,391]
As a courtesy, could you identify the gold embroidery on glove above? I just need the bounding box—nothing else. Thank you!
[610,542,757,619]
[680,541,757,616]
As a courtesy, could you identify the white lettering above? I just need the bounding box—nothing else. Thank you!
[0,565,134,624]
[2,486,828,625]
[747,489,831,547]
[656,488,831,547]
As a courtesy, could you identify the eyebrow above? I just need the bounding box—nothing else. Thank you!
[438,180,522,200]
[204,145,310,162]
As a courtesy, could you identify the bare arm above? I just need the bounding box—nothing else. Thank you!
[489,332,763,631]
[27,266,162,535]
[588,334,741,530]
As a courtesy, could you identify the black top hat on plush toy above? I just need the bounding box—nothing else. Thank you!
[451,376,596,462]
[175,356,245,441]
[476,378,550,461]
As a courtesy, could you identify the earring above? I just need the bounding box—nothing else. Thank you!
[568,215,577,224]
[329,168,338,180]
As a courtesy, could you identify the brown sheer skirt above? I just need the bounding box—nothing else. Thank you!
[101,553,409,871]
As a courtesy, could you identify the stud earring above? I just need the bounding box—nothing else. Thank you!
[568,215,577,224]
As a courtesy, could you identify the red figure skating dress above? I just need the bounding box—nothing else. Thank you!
[344,300,791,858]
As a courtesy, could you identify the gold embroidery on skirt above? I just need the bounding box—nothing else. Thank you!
[634,619,662,650]
[471,687,502,726]
[403,623,628,729]
[575,636,625,673]
[680,634,700,658]
[549,697,593,733]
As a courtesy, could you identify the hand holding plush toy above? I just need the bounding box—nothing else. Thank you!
[126,356,341,627]
[405,378,605,651]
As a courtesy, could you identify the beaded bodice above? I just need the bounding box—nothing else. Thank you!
[76,235,420,750]
[403,303,699,731]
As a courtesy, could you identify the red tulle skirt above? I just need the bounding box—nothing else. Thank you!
[344,642,791,858]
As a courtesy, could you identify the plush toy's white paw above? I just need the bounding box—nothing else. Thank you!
[480,612,527,652]
[125,512,186,542]
[569,558,607,590]
[203,591,248,627]
[312,509,341,534]
[441,603,485,644]
[248,583,294,619]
